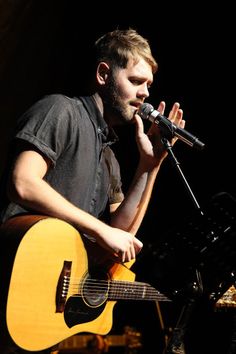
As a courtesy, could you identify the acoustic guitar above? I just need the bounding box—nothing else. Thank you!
[0,215,169,352]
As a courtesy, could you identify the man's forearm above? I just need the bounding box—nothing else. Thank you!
[110,162,161,235]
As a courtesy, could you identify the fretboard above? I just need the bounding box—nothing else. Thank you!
[108,280,170,302]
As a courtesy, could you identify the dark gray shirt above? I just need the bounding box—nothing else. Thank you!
[0,94,124,223]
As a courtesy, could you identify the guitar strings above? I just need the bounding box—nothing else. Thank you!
[66,278,170,301]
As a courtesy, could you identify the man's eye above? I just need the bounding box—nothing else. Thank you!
[131,80,140,85]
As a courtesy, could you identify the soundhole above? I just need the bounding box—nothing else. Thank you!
[82,269,110,307]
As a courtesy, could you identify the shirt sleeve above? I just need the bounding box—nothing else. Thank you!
[14,94,77,166]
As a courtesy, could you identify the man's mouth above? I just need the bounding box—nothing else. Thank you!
[130,101,141,111]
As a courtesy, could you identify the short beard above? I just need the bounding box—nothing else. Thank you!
[102,73,133,125]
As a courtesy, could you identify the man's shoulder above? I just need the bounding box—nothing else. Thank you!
[33,94,85,115]
[39,93,78,105]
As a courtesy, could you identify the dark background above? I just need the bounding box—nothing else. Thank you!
[0,1,235,353]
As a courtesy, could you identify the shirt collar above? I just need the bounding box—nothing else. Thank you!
[79,95,118,145]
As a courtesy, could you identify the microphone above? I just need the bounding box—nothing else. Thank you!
[138,103,205,150]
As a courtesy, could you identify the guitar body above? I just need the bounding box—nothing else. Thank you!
[0,215,135,351]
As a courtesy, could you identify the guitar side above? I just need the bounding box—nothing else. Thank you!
[1,215,135,351]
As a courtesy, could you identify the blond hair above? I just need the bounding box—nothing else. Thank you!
[95,29,158,74]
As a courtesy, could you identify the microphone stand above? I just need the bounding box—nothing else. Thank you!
[162,138,203,216]
[161,138,204,354]
[164,300,195,354]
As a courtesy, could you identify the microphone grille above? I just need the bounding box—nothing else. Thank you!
[138,103,154,119]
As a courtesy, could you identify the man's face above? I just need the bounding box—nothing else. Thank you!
[103,57,153,125]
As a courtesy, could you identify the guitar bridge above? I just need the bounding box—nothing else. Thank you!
[56,260,72,312]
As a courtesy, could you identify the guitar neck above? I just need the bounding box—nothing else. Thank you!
[108,280,170,302]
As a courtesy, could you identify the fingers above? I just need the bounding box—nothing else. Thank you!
[134,113,144,137]
[113,237,143,263]
[113,247,134,263]
[179,119,185,128]
[168,102,184,126]
[169,102,180,119]
[155,101,184,126]
[134,237,143,253]
[157,101,166,115]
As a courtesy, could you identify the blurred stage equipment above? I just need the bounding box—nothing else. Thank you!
[215,285,236,310]
[139,191,236,354]
[51,326,142,354]
[144,192,236,304]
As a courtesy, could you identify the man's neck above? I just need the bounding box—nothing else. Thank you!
[92,93,104,116]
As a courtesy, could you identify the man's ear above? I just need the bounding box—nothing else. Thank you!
[96,62,110,85]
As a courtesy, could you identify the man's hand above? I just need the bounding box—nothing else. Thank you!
[134,101,185,167]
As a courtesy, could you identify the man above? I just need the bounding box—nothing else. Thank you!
[0,29,184,353]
